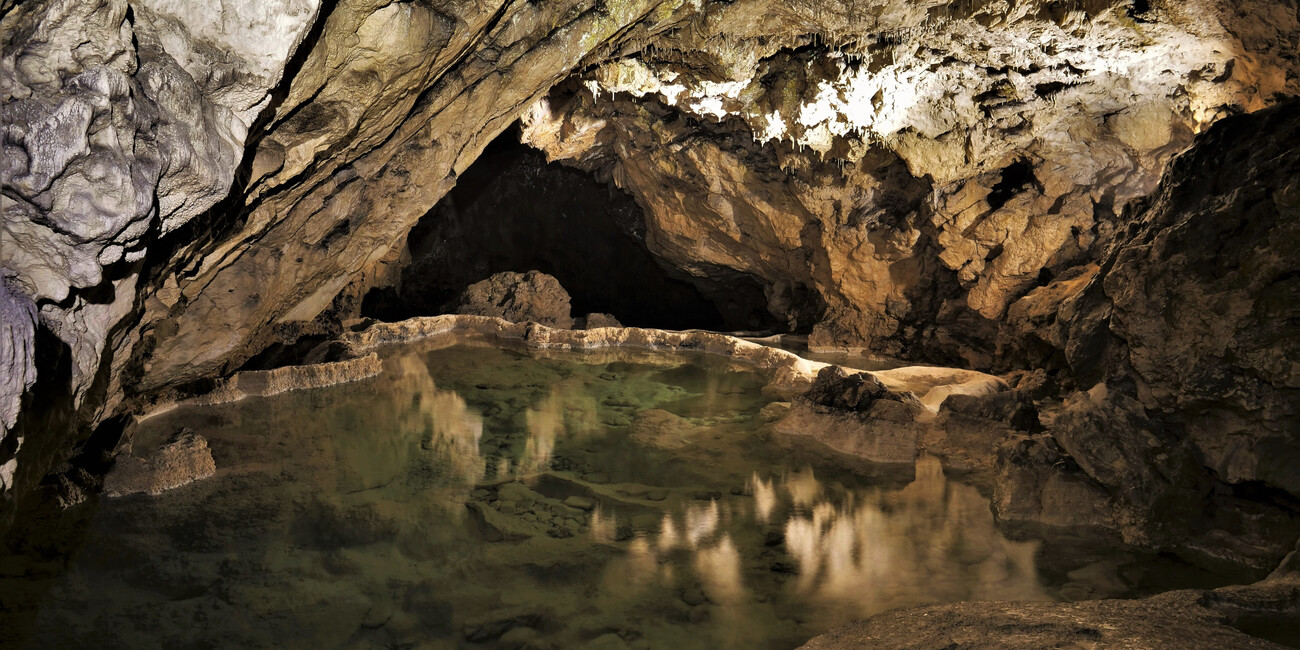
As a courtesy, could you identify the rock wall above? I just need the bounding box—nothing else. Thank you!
[520,0,1299,364]
[1060,101,1299,556]
[975,102,1300,572]
[1060,103,1300,498]
[1,0,319,518]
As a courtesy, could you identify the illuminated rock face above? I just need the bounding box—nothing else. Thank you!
[520,0,1298,360]
[0,0,1297,551]
[1,0,320,514]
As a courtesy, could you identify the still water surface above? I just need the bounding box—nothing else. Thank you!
[3,341,1227,649]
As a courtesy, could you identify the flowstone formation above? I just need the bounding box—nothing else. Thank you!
[0,0,1297,601]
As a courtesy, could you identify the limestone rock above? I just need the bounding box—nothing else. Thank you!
[102,430,216,497]
[0,0,1297,569]
[135,0,694,393]
[1051,386,1211,545]
[803,366,897,412]
[1059,102,1300,499]
[778,369,924,463]
[923,390,1039,477]
[522,0,1299,357]
[0,0,317,516]
[454,271,574,329]
[583,313,622,329]
[1,0,318,308]
[799,580,1300,649]
[0,275,36,437]
[992,433,1119,531]
[870,366,1009,412]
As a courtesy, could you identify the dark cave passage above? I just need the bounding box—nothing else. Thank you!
[361,126,776,331]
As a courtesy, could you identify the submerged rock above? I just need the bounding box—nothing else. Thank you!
[563,495,596,511]
[775,401,922,466]
[102,430,216,497]
[628,409,704,450]
[454,271,575,329]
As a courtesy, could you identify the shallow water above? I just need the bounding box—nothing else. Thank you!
[1,340,1234,649]
[742,334,901,371]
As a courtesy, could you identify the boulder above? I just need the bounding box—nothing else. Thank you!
[454,271,574,329]
[583,313,622,329]
[803,366,901,412]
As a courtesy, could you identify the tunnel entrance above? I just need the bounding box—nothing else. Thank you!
[362,125,776,331]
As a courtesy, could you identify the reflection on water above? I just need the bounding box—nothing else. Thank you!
[779,459,1046,621]
[0,341,1215,649]
[588,456,1046,641]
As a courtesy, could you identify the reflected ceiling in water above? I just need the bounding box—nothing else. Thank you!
[2,342,1199,649]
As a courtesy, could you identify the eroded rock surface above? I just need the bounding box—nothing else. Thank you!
[455,271,575,329]
[0,275,35,437]
[1060,101,1300,499]
[987,102,1300,571]
[0,0,318,516]
[520,0,1300,360]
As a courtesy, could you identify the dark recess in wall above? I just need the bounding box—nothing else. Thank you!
[362,125,777,331]
[987,159,1041,210]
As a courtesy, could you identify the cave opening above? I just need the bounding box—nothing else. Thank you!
[361,125,775,332]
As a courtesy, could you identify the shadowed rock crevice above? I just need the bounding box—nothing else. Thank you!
[360,128,776,332]
[986,159,1041,211]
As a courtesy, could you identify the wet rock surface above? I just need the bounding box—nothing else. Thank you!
[101,429,215,497]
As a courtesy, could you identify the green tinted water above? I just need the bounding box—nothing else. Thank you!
[2,341,1229,649]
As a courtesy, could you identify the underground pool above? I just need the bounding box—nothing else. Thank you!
[0,340,1241,649]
